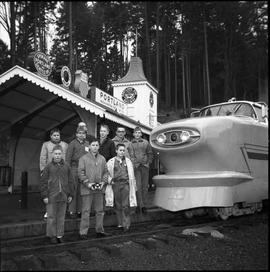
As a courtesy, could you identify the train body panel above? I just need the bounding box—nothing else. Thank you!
[150,100,268,214]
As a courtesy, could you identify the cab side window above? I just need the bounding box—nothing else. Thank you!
[235,104,256,118]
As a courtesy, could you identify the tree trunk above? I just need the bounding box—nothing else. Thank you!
[144,2,151,82]
[156,2,160,93]
[186,54,191,115]
[10,2,16,66]
[68,2,73,87]
[120,37,123,76]
[23,2,29,67]
[203,21,211,104]
[203,57,206,105]
[167,52,171,107]
[34,3,37,51]
[182,52,186,115]
[174,44,177,110]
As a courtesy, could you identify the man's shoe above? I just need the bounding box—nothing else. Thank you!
[57,237,64,243]
[142,207,147,213]
[50,237,58,244]
[117,225,123,229]
[96,232,110,238]
[79,234,88,240]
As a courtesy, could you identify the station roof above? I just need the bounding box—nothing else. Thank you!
[0,66,151,140]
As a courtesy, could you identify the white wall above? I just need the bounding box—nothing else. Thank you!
[113,83,158,128]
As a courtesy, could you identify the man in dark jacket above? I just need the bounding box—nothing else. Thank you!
[130,126,153,213]
[99,124,116,161]
[40,145,74,244]
[77,122,96,143]
[78,138,109,239]
[65,127,89,218]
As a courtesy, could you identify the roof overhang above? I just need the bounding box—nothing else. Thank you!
[0,66,104,117]
[0,66,152,138]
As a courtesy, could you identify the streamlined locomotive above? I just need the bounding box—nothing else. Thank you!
[150,99,268,220]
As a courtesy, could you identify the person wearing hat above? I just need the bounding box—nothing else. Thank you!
[39,128,68,220]
[129,126,153,214]
[40,145,74,244]
[77,122,96,143]
[65,126,89,218]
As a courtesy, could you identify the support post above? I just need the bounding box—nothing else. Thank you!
[21,171,28,209]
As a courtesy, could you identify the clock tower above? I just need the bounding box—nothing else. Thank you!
[112,57,158,128]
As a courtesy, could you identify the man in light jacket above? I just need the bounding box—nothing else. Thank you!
[106,143,137,232]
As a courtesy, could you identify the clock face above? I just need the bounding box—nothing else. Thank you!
[122,87,137,104]
[150,92,154,107]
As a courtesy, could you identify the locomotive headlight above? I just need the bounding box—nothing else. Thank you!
[157,133,166,144]
[179,131,190,142]
[170,133,178,142]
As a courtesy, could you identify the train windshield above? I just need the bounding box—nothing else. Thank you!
[199,102,256,119]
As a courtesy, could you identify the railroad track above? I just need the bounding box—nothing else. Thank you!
[1,211,267,271]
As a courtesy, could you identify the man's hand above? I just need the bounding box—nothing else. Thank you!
[67,196,72,203]
[82,179,89,184]
[87,183,95,190]
[108,178,114,185]
[43,198,49,204]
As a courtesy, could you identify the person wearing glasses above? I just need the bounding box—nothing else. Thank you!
[112,126,133,159]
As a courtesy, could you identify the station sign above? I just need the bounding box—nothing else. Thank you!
[91,86,127,115]
[53,65,72,89]
[27,51,52,78]
[61,66,72,88]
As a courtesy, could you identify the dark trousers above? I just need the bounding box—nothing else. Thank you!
[68,166,81,213]
[113,182,130,228]
[46,201,67,238]
[134,165,149,208]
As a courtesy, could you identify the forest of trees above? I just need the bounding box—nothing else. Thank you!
[0,1,268,117]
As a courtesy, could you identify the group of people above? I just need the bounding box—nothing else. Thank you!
[39,122,153,244]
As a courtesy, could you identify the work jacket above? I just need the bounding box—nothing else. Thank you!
[129,138,153,168]
[99,137,116,161]
[40,159,74,202]
[106,156,137,207]
[65,138,89,168]
[39,141,68,172]
[78,152,108,195]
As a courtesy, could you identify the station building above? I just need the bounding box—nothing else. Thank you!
[0,54,158,193]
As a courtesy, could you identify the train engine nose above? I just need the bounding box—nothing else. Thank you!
[152,128,200,148]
